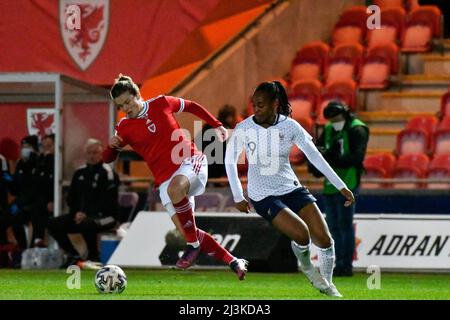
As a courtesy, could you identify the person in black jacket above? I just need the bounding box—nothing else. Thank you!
[0,153,13,245]
[8,135,40,249]
[48,139,120,266]
[196,104,239,181]
[29,134,55,247]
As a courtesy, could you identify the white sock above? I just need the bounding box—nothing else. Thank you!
[291,241,313,270]
[317,239,335,284]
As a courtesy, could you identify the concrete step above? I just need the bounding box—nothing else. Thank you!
[366,148,394,155]
[367,128,400,151]
[366,91,443,112]
[431,38,450,54]
[423,55,450,75]
[359,110,436,129]
[396,74,450,91]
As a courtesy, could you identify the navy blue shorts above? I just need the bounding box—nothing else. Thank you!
[250,187,317,222]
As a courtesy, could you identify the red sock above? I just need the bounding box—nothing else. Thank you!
[174,197,198,243]
[197,229,235,265]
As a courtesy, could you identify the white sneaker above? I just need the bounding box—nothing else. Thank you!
[300,267,330,292]
[77,260,103,270]
[324,283,343,297]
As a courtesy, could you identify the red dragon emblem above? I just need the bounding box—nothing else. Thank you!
[27,109,55,139]
[60,0,109,70]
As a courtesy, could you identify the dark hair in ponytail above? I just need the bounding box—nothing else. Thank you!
[253,81,292,117]
[110,74,140,99]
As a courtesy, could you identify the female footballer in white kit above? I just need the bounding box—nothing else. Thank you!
[225,81,355,297]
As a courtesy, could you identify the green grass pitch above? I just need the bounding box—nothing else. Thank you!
[0,269,448,300]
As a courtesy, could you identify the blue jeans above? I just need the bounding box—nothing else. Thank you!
[323,190,357,271]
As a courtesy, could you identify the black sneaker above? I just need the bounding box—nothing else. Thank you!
[230,259,249,280]
[176,245,201,269]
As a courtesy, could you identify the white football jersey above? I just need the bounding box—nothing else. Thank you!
[225,115,346,202]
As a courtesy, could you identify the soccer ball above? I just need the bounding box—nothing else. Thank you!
[94,265,127,294]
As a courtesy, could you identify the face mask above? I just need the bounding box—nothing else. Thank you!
[21,147,33,159]
[332,120,345,131]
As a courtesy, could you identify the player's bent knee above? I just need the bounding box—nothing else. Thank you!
[167,177,189,203]
[292,227,310,246]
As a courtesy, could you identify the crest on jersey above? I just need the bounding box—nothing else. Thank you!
[60,0,109,70]
[27,108,55,139]
[146,119,156,133]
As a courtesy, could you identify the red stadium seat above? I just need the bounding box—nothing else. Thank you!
[289,116,314,165]
[291,41,330,82]
[332,21,364,47]
[339,6,370,30]
[373,0,419,12]
[405,115,438,134]
[363,152,396,188]
[325,57,356,85]
[324,79,357,109]
[432,117,450,155]
[373,0,403,9]
[401,6,441,53]
[332,7,369,46]
[366,7,406,49]
[400,115,439,154]
[440,91,450,118]
[393,153,430,188]
[290,79,322,98]
[395,153,430,176]
[290,61,321,82]
[289,145,305,165]
[331,43,364,72]
[427,154,450,189]
[369,43,400,74]
[396,129,430,155]
[364,152,396,177]
[409,5,442,37]
[316,80,357,125]
[290,95,315,119]
[359,55,391,89]
[401,23,433,52]
[429,153,450,171]
[295,115,314,135]
[360,43,399,89]
[325,44,364,85]
[290,79,322,114]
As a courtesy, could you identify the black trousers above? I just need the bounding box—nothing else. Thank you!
[30,208,50,243]
[0,211,29,249]
[48,214,116,261]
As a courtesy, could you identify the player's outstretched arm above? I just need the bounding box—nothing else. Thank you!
[183,99,223,127]
[225,128,246,205]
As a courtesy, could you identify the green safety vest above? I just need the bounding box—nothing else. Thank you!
[323,118,367,195]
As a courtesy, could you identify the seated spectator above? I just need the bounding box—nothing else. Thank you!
[48,138,120,268]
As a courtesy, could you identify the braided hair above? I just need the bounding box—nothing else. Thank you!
[110,74,140,99]
[253,81,292,117]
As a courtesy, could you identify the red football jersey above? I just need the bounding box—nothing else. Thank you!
[105,95,221,187]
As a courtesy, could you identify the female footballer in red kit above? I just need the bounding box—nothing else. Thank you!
[103,75,248,279]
